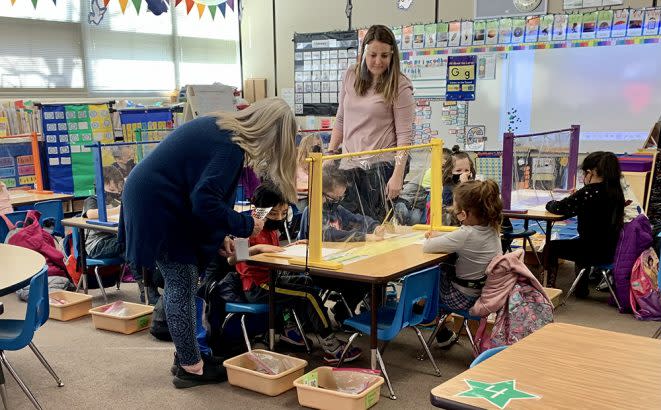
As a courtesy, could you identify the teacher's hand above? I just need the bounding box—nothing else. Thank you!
[251,216,265,237]
[385,175,403,200]
[218,236,235,257]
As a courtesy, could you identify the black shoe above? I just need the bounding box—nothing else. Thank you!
[435,326,459,349]
[172,358,227,389]
[171,353,224,377]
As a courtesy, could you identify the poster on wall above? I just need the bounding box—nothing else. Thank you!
[627,9,644,37]
[446,55,477,101]
[425,23,437,48]
[293,31,358,116]
[436,22,449,47]
[499,18,512,44]
[611,9,629,37]
[511,18,526,44]
[581,11,598,39]
[473,20,486,46]
[538,15,554,42]
[461,21,474,46]
[448,21,461,47]
[567,14,583,40]
[597,10,613,38]
[552,14,568,40]
[643,9,661,36]
[525,16,540,43]
[465,125,487,151]
[486,20,499,45]
[0,140,35,189]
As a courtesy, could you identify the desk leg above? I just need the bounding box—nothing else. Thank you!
[268,271,276,351]
[542,220,553,287]
[78,227,88,294]
[370,284,378,370]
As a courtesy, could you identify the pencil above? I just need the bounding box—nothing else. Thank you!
[381,207,394,226]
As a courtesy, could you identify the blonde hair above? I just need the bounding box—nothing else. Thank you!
[354,25,404,105]
[297,134,323,169]
[453,180,503,231]
[215,98,298,203]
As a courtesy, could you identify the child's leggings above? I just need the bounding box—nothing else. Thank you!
[155,256,200,366]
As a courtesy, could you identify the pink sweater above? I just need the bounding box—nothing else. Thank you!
[469,249,549,317]
[336,67,414,166]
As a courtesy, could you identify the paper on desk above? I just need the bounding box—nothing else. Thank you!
[263,244,341,259]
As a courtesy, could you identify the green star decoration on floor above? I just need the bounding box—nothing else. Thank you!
[456,379,540,409]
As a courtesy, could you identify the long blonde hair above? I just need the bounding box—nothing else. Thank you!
[354,25,404,105]
[216,98,298,203]
[297,134,323,169]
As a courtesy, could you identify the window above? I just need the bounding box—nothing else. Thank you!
[0,0,241,95]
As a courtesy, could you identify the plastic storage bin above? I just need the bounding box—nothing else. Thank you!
[48,291,93,321]
[294,367,384,410]
[89,302,154,334]
[223,349,307,396]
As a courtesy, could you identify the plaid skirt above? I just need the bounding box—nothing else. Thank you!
[440,273,478,311]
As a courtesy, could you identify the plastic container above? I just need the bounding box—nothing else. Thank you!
[48,291,93,321]
[223,349,307,396]
[88,302,154,334]
[294,367,384,410]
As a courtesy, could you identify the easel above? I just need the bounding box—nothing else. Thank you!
[183,84,235,121]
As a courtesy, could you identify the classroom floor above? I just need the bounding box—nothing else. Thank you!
[1,262,658,410]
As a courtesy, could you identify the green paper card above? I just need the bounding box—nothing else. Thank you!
[567,14,583,40]
[486,20,499,45]
[413,24,425,49]
[425,23,437,48]
[436,22,449,47]
[582,11,598,39]
[511,17,526,44]
[473,20,486,45]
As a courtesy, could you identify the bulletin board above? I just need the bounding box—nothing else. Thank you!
[41,103,114,196]
[119,108,175,143]
[293,31,359,116]
[0,138,36,189]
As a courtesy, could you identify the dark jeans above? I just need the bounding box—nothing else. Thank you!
[88,237,123,260]
[341,162,395,222]
[547,238,587,289]
[245,273,333,338]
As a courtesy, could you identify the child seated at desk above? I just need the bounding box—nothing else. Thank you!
[423,180,503,347]
[82,166,124,259]
[231,182,361,364]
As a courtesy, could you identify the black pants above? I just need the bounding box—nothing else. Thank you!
[341,162,395,222]
[313,276,370,324]
[547,238,587,289]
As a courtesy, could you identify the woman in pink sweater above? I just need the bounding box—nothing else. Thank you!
[327,25,415,221]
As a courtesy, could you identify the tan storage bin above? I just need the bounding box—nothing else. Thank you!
[223,349,307,396]
[48,291,93,321]
[89,302,154,335]
[294,367,384,410]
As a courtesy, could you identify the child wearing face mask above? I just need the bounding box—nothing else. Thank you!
[441,147,476,226]
[423,180,503,347]
[296,134,324,210]
[82,166,125,259]
[233,182,362,363]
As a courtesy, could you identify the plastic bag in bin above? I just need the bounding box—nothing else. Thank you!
[101,301,130,317]
[332,368,382,394]
[247,351,295,375]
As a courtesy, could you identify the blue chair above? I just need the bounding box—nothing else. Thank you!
[68,228,123,304]
[0,266,63,409]
[33,200,65,237]
[562,263,619,310]
[0,211,28,242]
[470,345,507,368]
[425,304,483,358]
[222,302,310,353]
[337,266,442,400]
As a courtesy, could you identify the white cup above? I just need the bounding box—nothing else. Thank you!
[234,238,250,262]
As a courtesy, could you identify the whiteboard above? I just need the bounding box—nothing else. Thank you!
[185,84,235,119]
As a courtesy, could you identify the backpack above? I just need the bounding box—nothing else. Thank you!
[476,280,554,354]
[629,247,661,321]
[6,210,67,277]
[62,233,122,289]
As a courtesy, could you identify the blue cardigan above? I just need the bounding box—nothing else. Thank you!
[119,116,254,270]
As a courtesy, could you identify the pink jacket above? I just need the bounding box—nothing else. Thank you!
[470,249,549,317]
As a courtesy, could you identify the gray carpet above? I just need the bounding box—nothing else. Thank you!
[1,263,658,410]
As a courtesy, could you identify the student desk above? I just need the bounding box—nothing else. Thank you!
[248,241,450,370]
[0,244,46,297]
[61,217,118,280]
[503,209,567,285]
[9,190,73,207]
[430,323,661,409]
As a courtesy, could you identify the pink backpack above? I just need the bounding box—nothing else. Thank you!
[4,210,67,277]
[629,247,661,321]
[475,280,554,354]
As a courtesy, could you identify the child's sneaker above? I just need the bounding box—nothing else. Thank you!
[321,335,362,364]
[172,358,227,389]
[280,325,309,347]
[435,326,459,349]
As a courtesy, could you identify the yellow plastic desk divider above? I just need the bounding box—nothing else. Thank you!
[48,290,93,321]
[223,349,308,396]
[294,367,385,410]
[88,302,154,335]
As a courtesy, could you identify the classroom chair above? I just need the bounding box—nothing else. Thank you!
[67,229,123,304]
[0,211,28,242]
[336,266,442,400]
[0,266,63,410]
[222,302,311,353]
[424,304,482,359]
[469,345,507,368]
[561,263,620,310]
[33,200,65,237]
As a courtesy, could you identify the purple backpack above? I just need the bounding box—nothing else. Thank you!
[629,248,661,321]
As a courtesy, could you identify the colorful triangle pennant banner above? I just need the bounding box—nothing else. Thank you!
[218,1,226,17]
[185,0,194,14]
[196,2,205,17]
[209,3,217,19]
[131,0,141,13]
[31,0,37,8]
[226,0,233,11]
[118,0,128,13]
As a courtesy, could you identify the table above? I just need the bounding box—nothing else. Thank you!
[430,323,661,409]
[9,190,73,207]
[248,240,450,370]
[0,244,46,297]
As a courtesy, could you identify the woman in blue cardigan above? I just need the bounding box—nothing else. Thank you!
[120,98,297,388]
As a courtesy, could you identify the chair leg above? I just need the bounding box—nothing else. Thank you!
[336,332,359,369]
[653,325,661,339]
[0,352,42,410]
[239,315,252,352]
[601,269,622,311]
[291,309,311,353]
[418,313,449,360]
[28,343,63,387]
[82,273,88,294]
[116,265,123,290]
[561,268,589,306]
[94,267,108,304]
[376,349,396,400]
[0,365,8,410]
[339,294,354,318]
[413,326,441,376]
[221,313,235,332]
[463,320,479,357]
